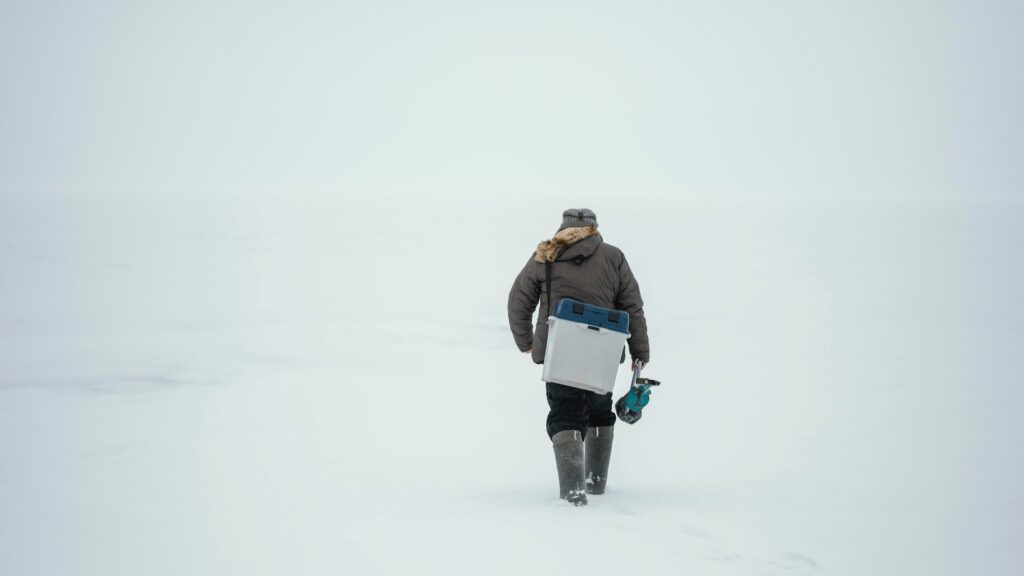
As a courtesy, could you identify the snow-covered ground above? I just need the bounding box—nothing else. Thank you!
[1,195,1021,575]
[3,1,1023,574]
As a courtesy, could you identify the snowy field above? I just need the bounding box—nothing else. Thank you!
[2,1,1023,575]
[1,196,1021,575]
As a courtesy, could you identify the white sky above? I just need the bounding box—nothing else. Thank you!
[1,0,1021,204]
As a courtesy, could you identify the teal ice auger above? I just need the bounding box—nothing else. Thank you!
[615,358,661,424]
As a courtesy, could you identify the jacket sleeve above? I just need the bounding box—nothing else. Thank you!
[507,256,541,352]
[614,255,650,363]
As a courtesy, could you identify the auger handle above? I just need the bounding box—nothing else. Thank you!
[630,358,644,388]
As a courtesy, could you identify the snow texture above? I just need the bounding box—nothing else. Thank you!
[2,2,1023,575]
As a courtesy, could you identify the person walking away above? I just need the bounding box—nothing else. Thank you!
[507,208,650,506]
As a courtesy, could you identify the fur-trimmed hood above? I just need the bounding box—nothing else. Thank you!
[533,226,600,263]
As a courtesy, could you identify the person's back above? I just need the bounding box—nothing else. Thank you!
[507,208,650,506]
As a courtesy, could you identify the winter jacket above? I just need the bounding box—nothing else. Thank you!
[507,226,650,365]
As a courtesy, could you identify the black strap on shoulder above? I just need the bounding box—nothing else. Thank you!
[545,261,552,318]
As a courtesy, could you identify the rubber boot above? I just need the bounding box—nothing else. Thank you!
[585,425,614,494]
[551,430,587,506]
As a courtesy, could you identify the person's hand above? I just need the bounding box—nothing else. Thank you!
[631,358,649,371]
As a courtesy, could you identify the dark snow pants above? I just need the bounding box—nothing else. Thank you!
[545,382,616,440]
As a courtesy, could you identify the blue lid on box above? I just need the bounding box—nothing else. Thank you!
[553,298,630,334]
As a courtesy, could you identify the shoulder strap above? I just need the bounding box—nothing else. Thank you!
[545,261,552,318]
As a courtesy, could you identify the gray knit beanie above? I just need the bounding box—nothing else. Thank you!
[558,208,598,231]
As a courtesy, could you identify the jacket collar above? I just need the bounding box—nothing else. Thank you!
[534,226,601,263]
